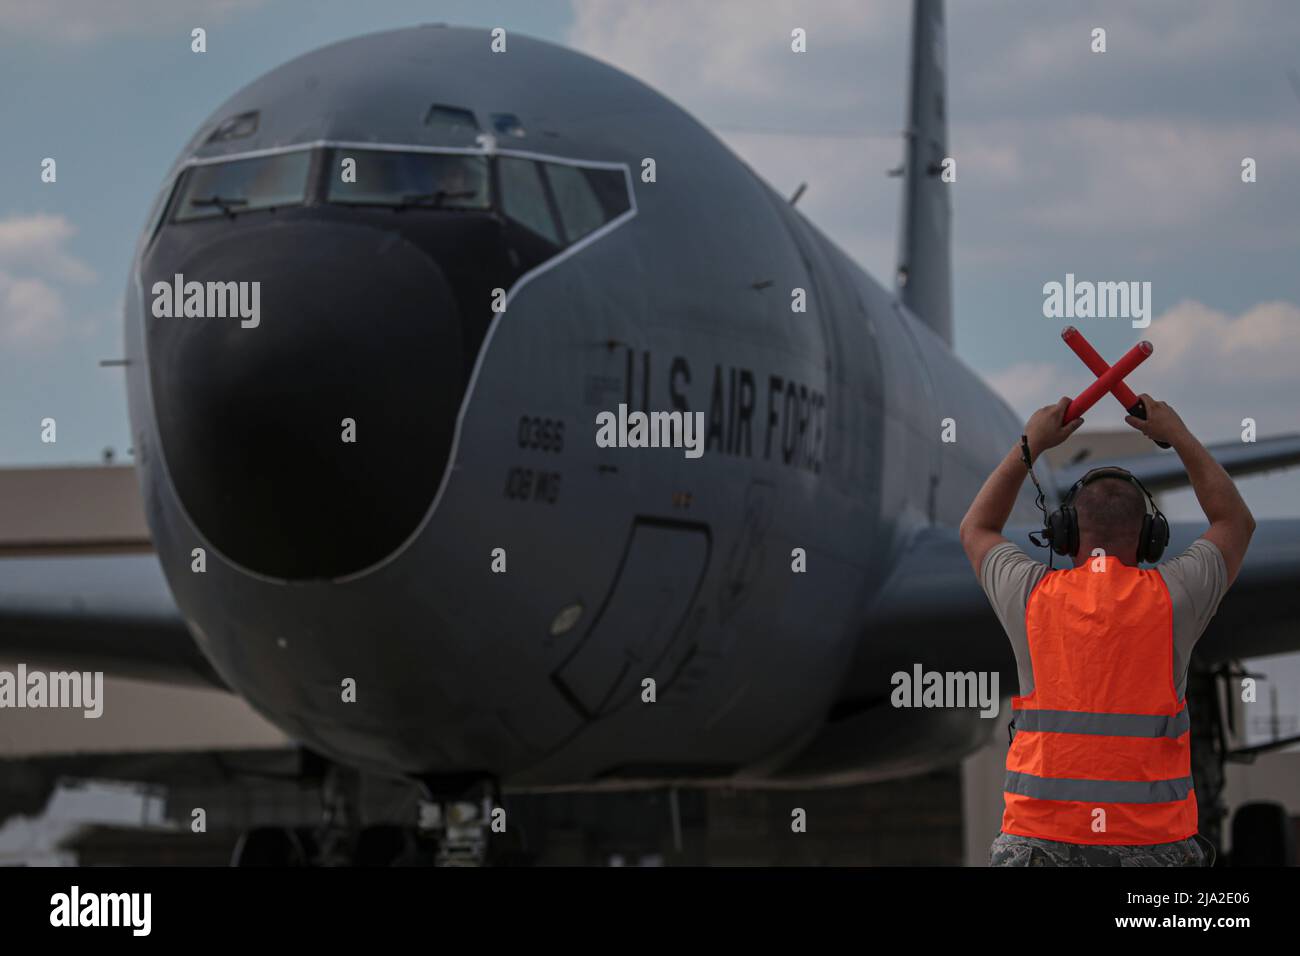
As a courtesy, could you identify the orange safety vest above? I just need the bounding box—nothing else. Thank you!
[1002,556,1198,845]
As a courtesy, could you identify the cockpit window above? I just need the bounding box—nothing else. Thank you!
[577,166,632,222]
[497,156,561,244]
[172,149,311,222]
[498,157,632,248]
[206,111,259,143]
[542,163,625,243]
[163,147,632,254]
[327,149,490,210]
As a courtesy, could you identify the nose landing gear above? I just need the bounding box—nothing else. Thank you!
[228,765,521,866]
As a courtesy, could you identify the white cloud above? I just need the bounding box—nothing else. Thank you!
[0,276,68,349]
[568,1,1300,280]
[942,115,1300,272]
[987,300,1300,439]
[1144,299,1300,386]
[987,360,1063,419]
[0,214,96,284]
[1014,118,1300,237]
[0,214,95,350]
[961,3,1262,99]
[568,0,903,118]
[0,0,265,44]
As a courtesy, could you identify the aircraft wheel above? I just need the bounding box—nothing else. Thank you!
[231,826,310,867]
[1230,801,1295,866]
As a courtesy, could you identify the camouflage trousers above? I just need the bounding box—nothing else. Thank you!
[989,831,1210,867]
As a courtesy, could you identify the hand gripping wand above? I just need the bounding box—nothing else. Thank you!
[1061,328,1170,448]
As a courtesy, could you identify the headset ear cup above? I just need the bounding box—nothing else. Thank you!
[1046,509,1060,554]
[1050,505,1077,556]
[1138,513,1154,563]
[1148,513,1170,563]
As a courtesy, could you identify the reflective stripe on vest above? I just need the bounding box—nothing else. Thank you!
[1011,706,1189,738]
[1005,771,1194,804]
[1002,556,1198,845]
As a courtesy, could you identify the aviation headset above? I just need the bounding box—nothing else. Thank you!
[1045,466,1170,563]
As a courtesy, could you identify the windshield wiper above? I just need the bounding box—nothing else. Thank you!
[395,189,478,210]
[190,195,249,216]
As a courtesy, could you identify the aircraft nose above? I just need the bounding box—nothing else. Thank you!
[145,221,464,580]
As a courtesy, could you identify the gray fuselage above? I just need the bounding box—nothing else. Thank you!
[124,26,1040,788]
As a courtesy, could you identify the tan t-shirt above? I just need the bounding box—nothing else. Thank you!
[979,538,1229,700]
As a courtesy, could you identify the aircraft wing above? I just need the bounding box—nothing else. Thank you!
[2,519,1294,701]
[0,554,224,688]
[835,518,1300,706]
[1195,516,1300,664]
[1052,433,1300,495]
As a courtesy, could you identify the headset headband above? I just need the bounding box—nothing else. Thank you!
[1063,466,1163,518]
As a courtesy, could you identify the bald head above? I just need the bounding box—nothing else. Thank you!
[1074,475,1147,557]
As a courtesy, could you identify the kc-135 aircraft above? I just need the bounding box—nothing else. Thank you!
[4,1,1300,862]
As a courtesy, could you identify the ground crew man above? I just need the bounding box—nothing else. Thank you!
[959,394,1255,866]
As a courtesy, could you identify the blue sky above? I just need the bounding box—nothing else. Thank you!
[3,0,1300,517]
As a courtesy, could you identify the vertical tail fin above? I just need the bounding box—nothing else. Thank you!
[896,0,952,345]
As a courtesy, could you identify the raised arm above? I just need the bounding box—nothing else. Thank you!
[1124,394,1255,584]
[959,396,1083,575]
